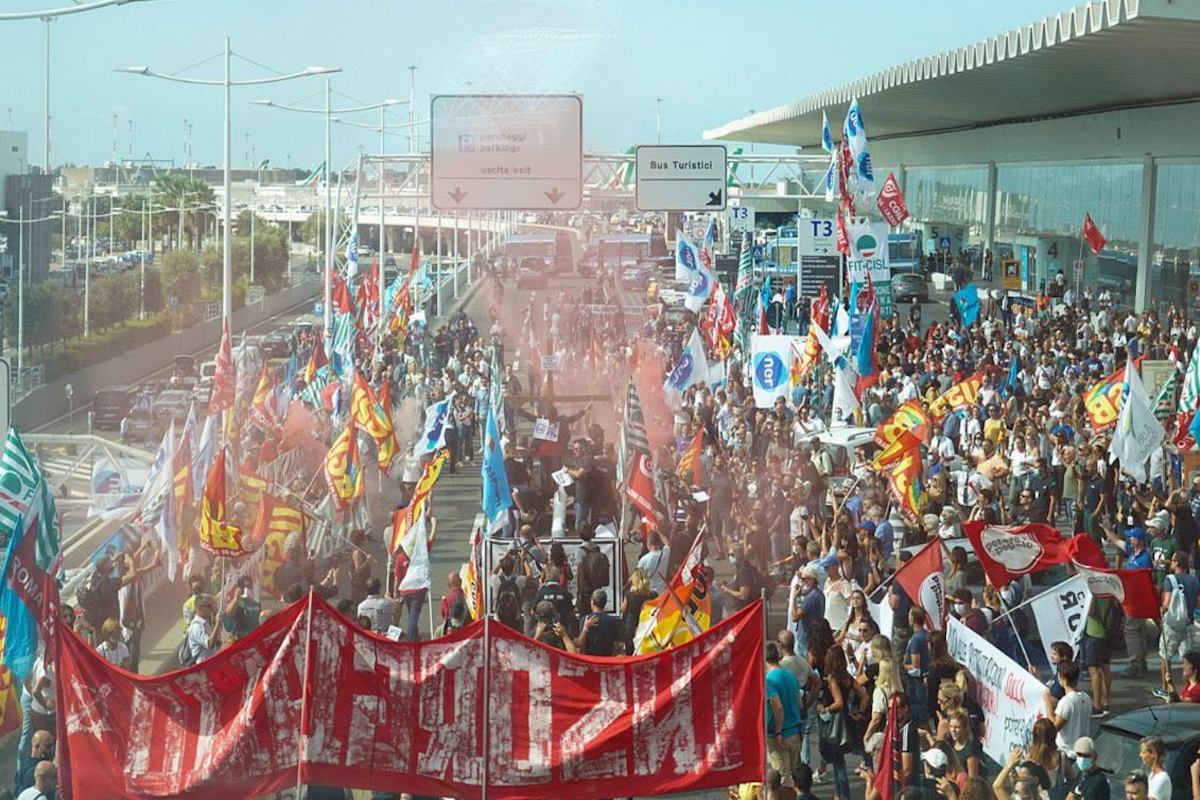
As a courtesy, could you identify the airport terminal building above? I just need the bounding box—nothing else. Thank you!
[705,0,1200,313]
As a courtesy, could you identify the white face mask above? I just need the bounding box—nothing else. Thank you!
[953,603,968,615]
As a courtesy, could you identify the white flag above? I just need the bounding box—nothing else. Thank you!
[1026,576,1092,666]
[683,261,716,313]
[397,514,431,595]
[842,97,875,201]
[413,399,450,457]
[1109,357,1165,481]
[663,328,710,407]
[1180,339,1200,414]
[750,334,799,408]
[674,230,703,283]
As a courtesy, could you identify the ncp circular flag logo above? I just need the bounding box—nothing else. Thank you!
[754,352,786,391]
[855,233,878,258]
[669,353,695,388]
[677,241,696,271]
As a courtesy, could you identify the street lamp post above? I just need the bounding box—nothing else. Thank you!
[117,42,339,326]
[253,93,400,351]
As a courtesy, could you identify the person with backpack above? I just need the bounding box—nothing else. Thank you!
[534,566,576,637]
[1157,552,1199,700]
[574,526,610,618]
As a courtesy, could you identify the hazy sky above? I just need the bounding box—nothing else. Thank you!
[2,0,1077,171]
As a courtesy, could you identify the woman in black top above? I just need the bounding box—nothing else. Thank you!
[620,569,655,654]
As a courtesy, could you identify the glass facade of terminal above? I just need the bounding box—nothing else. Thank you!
[891,159,1200,310]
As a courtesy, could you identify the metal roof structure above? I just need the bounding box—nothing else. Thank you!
[704,0,1200,147]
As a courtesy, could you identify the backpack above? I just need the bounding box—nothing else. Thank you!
[176,629,198,668]
[1164,575,1190,630]
[580,547,610,596]
[77,575,105,630]
[495,577,523,632]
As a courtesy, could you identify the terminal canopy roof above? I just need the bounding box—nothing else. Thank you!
[704,0,1200,148]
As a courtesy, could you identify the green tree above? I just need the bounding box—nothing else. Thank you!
[231,214,289,291]
[161,249,203,310]
[153,173,216,251]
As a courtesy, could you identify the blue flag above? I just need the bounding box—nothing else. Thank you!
[1001,355,1019,398]
[0,513,41,681]
[481,406,512,530]
[856,303,878,380]
[954,284,981,327]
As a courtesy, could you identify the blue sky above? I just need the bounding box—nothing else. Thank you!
[1,0,1076,170]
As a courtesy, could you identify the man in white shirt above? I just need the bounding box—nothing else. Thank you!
[637,533,671,594]
[186,595,222,665]
[1044,661,1092,753]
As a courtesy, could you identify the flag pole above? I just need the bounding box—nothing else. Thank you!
[761,587,768,784]
[295,589,316,798]
[481,615,492,800]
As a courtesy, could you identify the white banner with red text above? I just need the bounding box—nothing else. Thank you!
[944,616,1046,765]
[56,594,765,800]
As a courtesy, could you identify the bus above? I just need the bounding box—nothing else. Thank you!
[590,231,668,270]
[502,232,574,273]
[763,225,798,270]
[887,232,921,273]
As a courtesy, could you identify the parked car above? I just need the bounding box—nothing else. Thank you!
[620,265,652,291]
[516,264,548,290]
[92,385,137,431]
[194,360,217,407]
[170,355,198,390]
[1094,704,1200,800]
[260,332,291,359]
[125,406,155,442]
[891,270,929,302]
[152,389,193,430]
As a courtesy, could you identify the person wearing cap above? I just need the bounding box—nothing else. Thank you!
[1101,517,1155,678]
[1145,514,1178,590]
[1067,736,1110,800]
[788,567,823,661]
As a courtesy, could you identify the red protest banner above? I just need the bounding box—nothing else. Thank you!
[57,594,765,800]
[876,172,909,226]
[962,521,1080,588]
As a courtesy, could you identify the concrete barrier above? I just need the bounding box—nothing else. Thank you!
[15,280,321,430]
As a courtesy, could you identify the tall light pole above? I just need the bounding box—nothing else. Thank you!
[408,65,417,154]
[117,43,339,325]
[656,97,662,145]
[253,93,400,351]
[43,18,50,172]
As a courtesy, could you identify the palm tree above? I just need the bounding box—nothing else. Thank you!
[153,173,216,251]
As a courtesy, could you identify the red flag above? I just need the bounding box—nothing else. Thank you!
[962,522,1080,588]
[1173,410,1196,451]
[873,695,899,800]
[331,273,355,316]
[876,171,909,227]
[207,318,235,415]
[625,452,661,522]
[1082,212,1106,255]
[835,206,850,254]
[893,539,945,630]
[837,139,855,215]
[1073,562,1160,621]
[1070,533,1110,570]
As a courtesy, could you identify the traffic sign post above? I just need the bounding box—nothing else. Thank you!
[727,202,755,236]
[0,360,9,435]
[635,145,727,211]
[430,95,582,211]
[65,382,73,429]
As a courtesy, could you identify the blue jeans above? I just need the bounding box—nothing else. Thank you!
[574,498,590,530]
[402,592,426,642]
[826,749,851,800]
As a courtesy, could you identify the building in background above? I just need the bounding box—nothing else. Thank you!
[705,0,1200,313]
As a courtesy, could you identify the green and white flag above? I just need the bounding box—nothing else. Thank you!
[1152,368,1178,423]
[0,429,60,570]
[1180,340,1200,414]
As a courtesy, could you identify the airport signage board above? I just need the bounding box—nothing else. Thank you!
[430,94,582,211]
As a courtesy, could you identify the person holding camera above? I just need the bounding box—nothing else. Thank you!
[532,600,578,653]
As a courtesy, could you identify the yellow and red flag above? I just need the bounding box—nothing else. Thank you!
[0,616,22,739]
[249,492,304,549]
[208,318,236,415]
[675,428,703,486]
[302,338,328,384]
[794,284,831,385]
[389,450,448,554]
[1085,365,1126,433]
[325,418,364,511]
[875,398,932,447]
[350,373,398,473]
[927,371,984,421]
[198,450,247,557]
[633,527,712,653]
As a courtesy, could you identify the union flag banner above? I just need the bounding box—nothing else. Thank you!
[55,595,765,800]
[794,285,831,386]
[894,539,945,630]
[237,468,268,510]
[325,419,364,511]
[1085,366,1125,433]
[872,428,922,471]
[875,398,931,447]
[962,521,1080,588]
[700,282,736,356]
[675,428,703,485]
[886,444,926,521]
[350,373,398,473]
[251,366,279,431]
[198,451,247,557]
[0,616,21,740]
[389,450,448,554]
[927,371,984,421]
[249,492,303,549]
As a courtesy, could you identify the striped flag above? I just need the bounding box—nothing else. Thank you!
[331,313,356,376]
[1152,368,1178,423]
[622,381,651,460]
[325,418,364,511]
[0,430,59,571]
[238,468,268,510]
